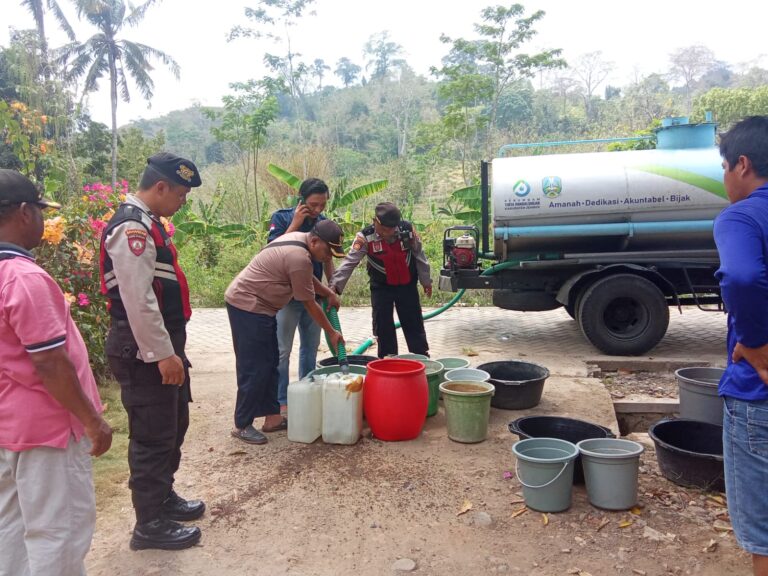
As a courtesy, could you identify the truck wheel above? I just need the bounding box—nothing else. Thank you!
[578,274,669,355]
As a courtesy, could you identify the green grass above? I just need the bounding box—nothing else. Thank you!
[92,379,130,510]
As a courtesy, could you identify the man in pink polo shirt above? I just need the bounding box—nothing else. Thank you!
[0,169,112,576]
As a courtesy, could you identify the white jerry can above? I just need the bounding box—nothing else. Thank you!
[322,372,364,445]
[287,378,323,443]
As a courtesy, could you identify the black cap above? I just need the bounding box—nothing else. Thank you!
[374,202,401,227]
[0,169,61,209]
[146,152,202,187]
[312,220,345,258]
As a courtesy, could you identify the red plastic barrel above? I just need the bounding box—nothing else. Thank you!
[364,359,428,441]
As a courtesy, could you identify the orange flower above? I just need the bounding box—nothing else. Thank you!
[42,216,66,245]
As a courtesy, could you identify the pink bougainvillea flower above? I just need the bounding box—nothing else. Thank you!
[160,217,175,237]
[77,293,90,307]
[89,217,107,235]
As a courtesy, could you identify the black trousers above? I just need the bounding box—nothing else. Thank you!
[106,324,190,524]
[226,303,280,429]
[371,281,429,358]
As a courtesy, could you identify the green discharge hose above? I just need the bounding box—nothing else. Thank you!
[350,258,522,355]
[324,301,349,373]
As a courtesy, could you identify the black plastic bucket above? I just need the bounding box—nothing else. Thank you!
[509,416,615,484]
[648,418,725,492]
[317,355,378,368]
[477,360,548,410]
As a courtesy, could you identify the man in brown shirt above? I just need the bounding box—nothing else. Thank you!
[225,220,345,444]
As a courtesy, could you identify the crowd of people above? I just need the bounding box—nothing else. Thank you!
[2,115,768,575]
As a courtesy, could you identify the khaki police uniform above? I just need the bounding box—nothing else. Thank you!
[101,194,192,525]
[331,220,431,357]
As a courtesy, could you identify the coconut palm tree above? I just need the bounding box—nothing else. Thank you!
[56,0,180,187]
[20,0,75,81]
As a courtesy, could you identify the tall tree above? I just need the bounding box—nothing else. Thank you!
[311,58,329,90]
[229,0,315,170]
[436,4,565,159]
[363,31,404,81]
[334,57,361,87]
[19,0,75,83]
[572,51,613,122]
[668,45,715,114]
[57,0,180,187]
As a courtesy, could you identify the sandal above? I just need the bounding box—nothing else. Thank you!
[262,417,288,433]
[231,425,268,445]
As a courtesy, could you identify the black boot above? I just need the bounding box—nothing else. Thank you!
[162,490,206,521]
[130,518,201,551]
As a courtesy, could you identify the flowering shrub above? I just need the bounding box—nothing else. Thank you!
[35,182,128,382]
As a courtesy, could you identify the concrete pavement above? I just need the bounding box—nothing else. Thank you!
[187,305,727,375]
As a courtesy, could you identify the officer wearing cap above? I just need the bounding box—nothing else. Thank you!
[330,202,432,358]
[267,178,333,419]
[225,219,345,444]
[100,152,204,550]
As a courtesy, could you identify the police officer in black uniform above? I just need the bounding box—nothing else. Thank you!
[330,202,432,357]
[100,153,204,551]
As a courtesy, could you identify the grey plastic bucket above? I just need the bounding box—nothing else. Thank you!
[577,438,645,510]
[435,357,470,370]
[512,438,578,512]
[675,367,725,426]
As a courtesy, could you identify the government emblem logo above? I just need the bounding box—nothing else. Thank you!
[513,180,531,197]
[542,176,563,198]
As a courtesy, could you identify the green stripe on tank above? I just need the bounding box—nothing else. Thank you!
[634,165,726,198]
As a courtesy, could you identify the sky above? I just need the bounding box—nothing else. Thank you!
[3,0,767,126]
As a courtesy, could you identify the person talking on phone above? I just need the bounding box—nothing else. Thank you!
[266,178,334,422]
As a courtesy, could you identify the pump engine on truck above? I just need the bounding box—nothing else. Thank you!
[439,117,727,356]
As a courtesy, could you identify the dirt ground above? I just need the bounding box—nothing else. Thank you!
[85,370,751,576]
[603,370,680,400]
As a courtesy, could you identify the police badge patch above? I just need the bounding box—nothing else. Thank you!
[126,229,148,256]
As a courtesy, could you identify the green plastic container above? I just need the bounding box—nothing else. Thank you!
[435,357,470,370]
[439,380,494,443]
[512,438,578,512]
[421,360,445,417]
[308,365,367,378]
[577,438,644,510]
[394,353,429,360]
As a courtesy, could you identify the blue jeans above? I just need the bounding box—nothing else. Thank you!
[723,396,768,556]
[277,299,321,406]
[226,304,280,429]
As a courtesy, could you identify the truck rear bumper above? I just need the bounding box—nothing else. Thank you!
[439,269,500,292]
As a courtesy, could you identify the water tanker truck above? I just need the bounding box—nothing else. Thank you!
[438,117,728,355]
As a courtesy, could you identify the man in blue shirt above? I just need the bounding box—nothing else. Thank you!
[714,115,768,576]
[267,178,333,423]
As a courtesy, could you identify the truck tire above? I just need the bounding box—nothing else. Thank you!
[577,274,669,355]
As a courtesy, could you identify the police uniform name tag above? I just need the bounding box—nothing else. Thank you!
[371,240,384,254]
[126,229,148,256]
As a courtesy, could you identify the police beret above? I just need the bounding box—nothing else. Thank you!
[0,169,61,209]
[146,152,202,188]
[374,202,401,227]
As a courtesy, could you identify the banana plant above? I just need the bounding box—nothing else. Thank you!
[172,187,257,245]
[266,163,388,236]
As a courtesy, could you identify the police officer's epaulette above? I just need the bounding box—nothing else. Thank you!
[107,203,154,234]
[362,224,375,236]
